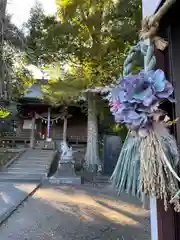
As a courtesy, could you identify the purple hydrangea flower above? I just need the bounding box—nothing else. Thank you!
[108,69,174,131]
[140,69,174,100]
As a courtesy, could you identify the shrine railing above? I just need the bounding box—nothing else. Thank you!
[0,132,31,139]
[0,131,87,143]
[68,135,87,143]
[52,134,87,143]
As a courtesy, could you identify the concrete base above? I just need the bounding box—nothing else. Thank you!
[49,176,81,185]
[49,162,81,185]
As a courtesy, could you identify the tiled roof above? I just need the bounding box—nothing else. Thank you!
[24,84,44,99]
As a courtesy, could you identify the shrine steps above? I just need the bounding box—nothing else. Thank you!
[0,149,57,183]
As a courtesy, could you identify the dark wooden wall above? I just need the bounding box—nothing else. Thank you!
[157,2,180,239]
[17,117,87,140]
[167,5,180,240]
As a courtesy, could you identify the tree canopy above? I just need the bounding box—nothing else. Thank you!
[0,0,33,117]
[26,0,142,88]
[0,0,142,115]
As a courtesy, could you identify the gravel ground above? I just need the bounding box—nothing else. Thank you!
[0,184,150,240]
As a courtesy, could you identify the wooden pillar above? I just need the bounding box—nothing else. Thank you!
[142,3,178,239]
[47,107,51,138]
[147,49,177,240]
[141,6,178,239]
[152,36,177,240]
[30,115,35,148]
[167,17,180,240]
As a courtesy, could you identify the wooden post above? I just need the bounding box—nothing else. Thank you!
[30,115,35,148]
[143,39,159,240]
[150,40,177,240]
[138,2,177,239]
[47,107,51,138]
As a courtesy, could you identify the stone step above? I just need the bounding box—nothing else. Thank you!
[11,161,49,167]
[9,166,48,172]
[0,149,56,183]
[8,168,48,174]
[22,153,54,158]
[0,173,46,182]
[4,172,46,177]
[24,156,53,159]
[16,159,51,164]
[9,164,48,169]
[21,157,52,162]
[23,152,54,155]
[0,172,46,176]
[25,149,54,153]
[22,155,53,158]
[20,156,51,159]
[6,168,46,174]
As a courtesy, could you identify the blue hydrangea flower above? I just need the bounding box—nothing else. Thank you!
[108,69,174,131]
[140,69,174,99]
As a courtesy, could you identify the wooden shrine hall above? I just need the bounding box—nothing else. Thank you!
[0,83,87,147]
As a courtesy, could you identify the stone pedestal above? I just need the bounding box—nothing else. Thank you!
[49,141,81,185]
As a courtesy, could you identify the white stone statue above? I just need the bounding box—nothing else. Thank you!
[60,141,73,162]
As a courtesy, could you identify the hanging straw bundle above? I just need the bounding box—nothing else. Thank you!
[108,72,180,210]
[139,125,180,211]
[111,123,180,211]
[107,0,180,211]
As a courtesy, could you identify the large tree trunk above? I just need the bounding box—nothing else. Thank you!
[0,0,7,99]
[85,92,100,171]
[60,112,71,160]
[63,117,67,142]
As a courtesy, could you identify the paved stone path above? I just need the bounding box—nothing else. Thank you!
[0,185,150,240]
[0,183,39,224]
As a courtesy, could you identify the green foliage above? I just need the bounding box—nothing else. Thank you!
[25,0,142,112]
[2,41,34,100]
[111,124,128,141]
[97,98,128,141]
[4,15,25,50]
[0,108,9,118]
[0,1,31,99]
[0,0,35,120]
[25,2,49,64]
[26,0,142,85]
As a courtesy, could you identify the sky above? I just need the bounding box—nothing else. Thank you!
[7,0,57,28]
[142,0,161,17]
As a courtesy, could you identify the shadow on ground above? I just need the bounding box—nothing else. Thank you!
[0,184,150,240]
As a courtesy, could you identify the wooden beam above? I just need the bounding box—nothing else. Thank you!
[153,16,177,239]
[167,13,180,240]
[30,114,36,148]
